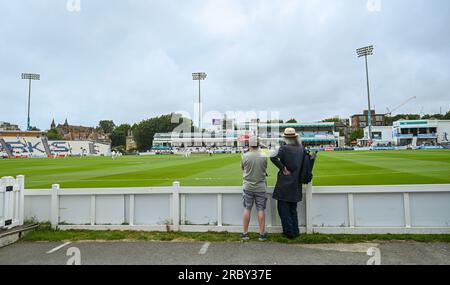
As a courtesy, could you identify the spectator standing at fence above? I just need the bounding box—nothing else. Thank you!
[270,128,306,239]
[240,136,268,241]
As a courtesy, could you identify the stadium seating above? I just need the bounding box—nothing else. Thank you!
[0,135,111,158]
[2,136,47,158]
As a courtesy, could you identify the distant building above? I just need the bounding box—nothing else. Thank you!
[393,120,450,146]
[359,126,395,146]
[0,122,20,131]
[351,110,386,130]
[126,130,137,151]
[358,119,450,147]
[153,122,345,149]
[50,119,110,143]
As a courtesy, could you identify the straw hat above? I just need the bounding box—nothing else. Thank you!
[283,128,298,138]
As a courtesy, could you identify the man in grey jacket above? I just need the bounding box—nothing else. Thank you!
[240,136,268,241]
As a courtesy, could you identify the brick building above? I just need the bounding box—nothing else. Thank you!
[50,119,110,143]
[351,110,386,130]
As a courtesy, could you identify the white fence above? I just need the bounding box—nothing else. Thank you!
[14,175,450,234]
[0,176,25,230]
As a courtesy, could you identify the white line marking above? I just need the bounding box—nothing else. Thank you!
[198,242,211,255]
[46,242,71,254]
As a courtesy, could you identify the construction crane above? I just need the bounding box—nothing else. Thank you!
[385,96,417,116]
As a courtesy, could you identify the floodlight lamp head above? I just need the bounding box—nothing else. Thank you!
[192,72,207,80]
[21,73,40,80]
[356,45,374,57]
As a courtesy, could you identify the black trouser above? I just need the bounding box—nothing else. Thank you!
[277,200,299,238]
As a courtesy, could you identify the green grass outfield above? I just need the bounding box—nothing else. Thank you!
[0,149,449,189]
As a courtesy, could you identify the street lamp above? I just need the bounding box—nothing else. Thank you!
[21,73,40,130]
[356,45,374,143]
[192,72,207,130]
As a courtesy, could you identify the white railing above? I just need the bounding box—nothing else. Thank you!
[13,175,450,234]
[0,176,25,229]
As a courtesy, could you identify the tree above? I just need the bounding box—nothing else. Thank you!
[322,117,341,123]
[110,124,131,147]
[385,114,420,125]
[286,118,298,123]
[98,120,115,134]
[444,111,450,120]
[47,128,63,140]
[349,129,364,143]
[132,114,193,151]
[29,126,40,131]
[422,114,444,120]
[266,119,284,123]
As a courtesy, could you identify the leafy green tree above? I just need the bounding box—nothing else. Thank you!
[422,114,444,120]
[132,114,193,151]
[385,114,420,125]
[444,111,450,120]
[98,120,115,134]
[322,117,341,123]
[110,124,131,147]
[286,118,298,123]
[349,128,364,143]
[47,128,63,140]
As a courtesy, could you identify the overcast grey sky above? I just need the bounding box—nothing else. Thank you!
[1,0,449,130]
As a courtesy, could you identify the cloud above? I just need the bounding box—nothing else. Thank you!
[0,0,449,130]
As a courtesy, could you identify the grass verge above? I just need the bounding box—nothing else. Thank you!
[22,224,450,244]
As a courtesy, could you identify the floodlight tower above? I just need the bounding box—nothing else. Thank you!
[21,73,41,130]
[192,72,207,130]
[356,46,374,143]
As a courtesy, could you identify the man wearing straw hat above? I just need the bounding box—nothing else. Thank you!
[270,128,305,239]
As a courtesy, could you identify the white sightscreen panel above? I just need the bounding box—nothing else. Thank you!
[59,196,90,225]
[134,195,171,225]
[354,193,405,227]
[410,193,450,227]
[312,194,348,227]
[96,195,125,225]
[185,194,217,225]
[24,196,51,222]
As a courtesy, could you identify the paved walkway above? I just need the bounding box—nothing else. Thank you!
[1,241,449,265]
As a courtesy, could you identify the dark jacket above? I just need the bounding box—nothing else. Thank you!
[270,144,305,203]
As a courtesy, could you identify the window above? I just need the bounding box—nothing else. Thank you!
[372,132,382,140]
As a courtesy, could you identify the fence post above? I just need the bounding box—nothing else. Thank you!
[51,184,60,229]
[17,175,25,226]
[129,194,135,226]
[2,176,14,229]
[0,177,5,228]
[172,181,180,231]
[403,193,411,228]
[305,183,313,234]
[217,194,223,227]
[348,193,355,228]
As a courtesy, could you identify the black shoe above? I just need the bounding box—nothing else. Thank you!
[282,233,295,240]
[258,233,267,241]
[240,233,250,241]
